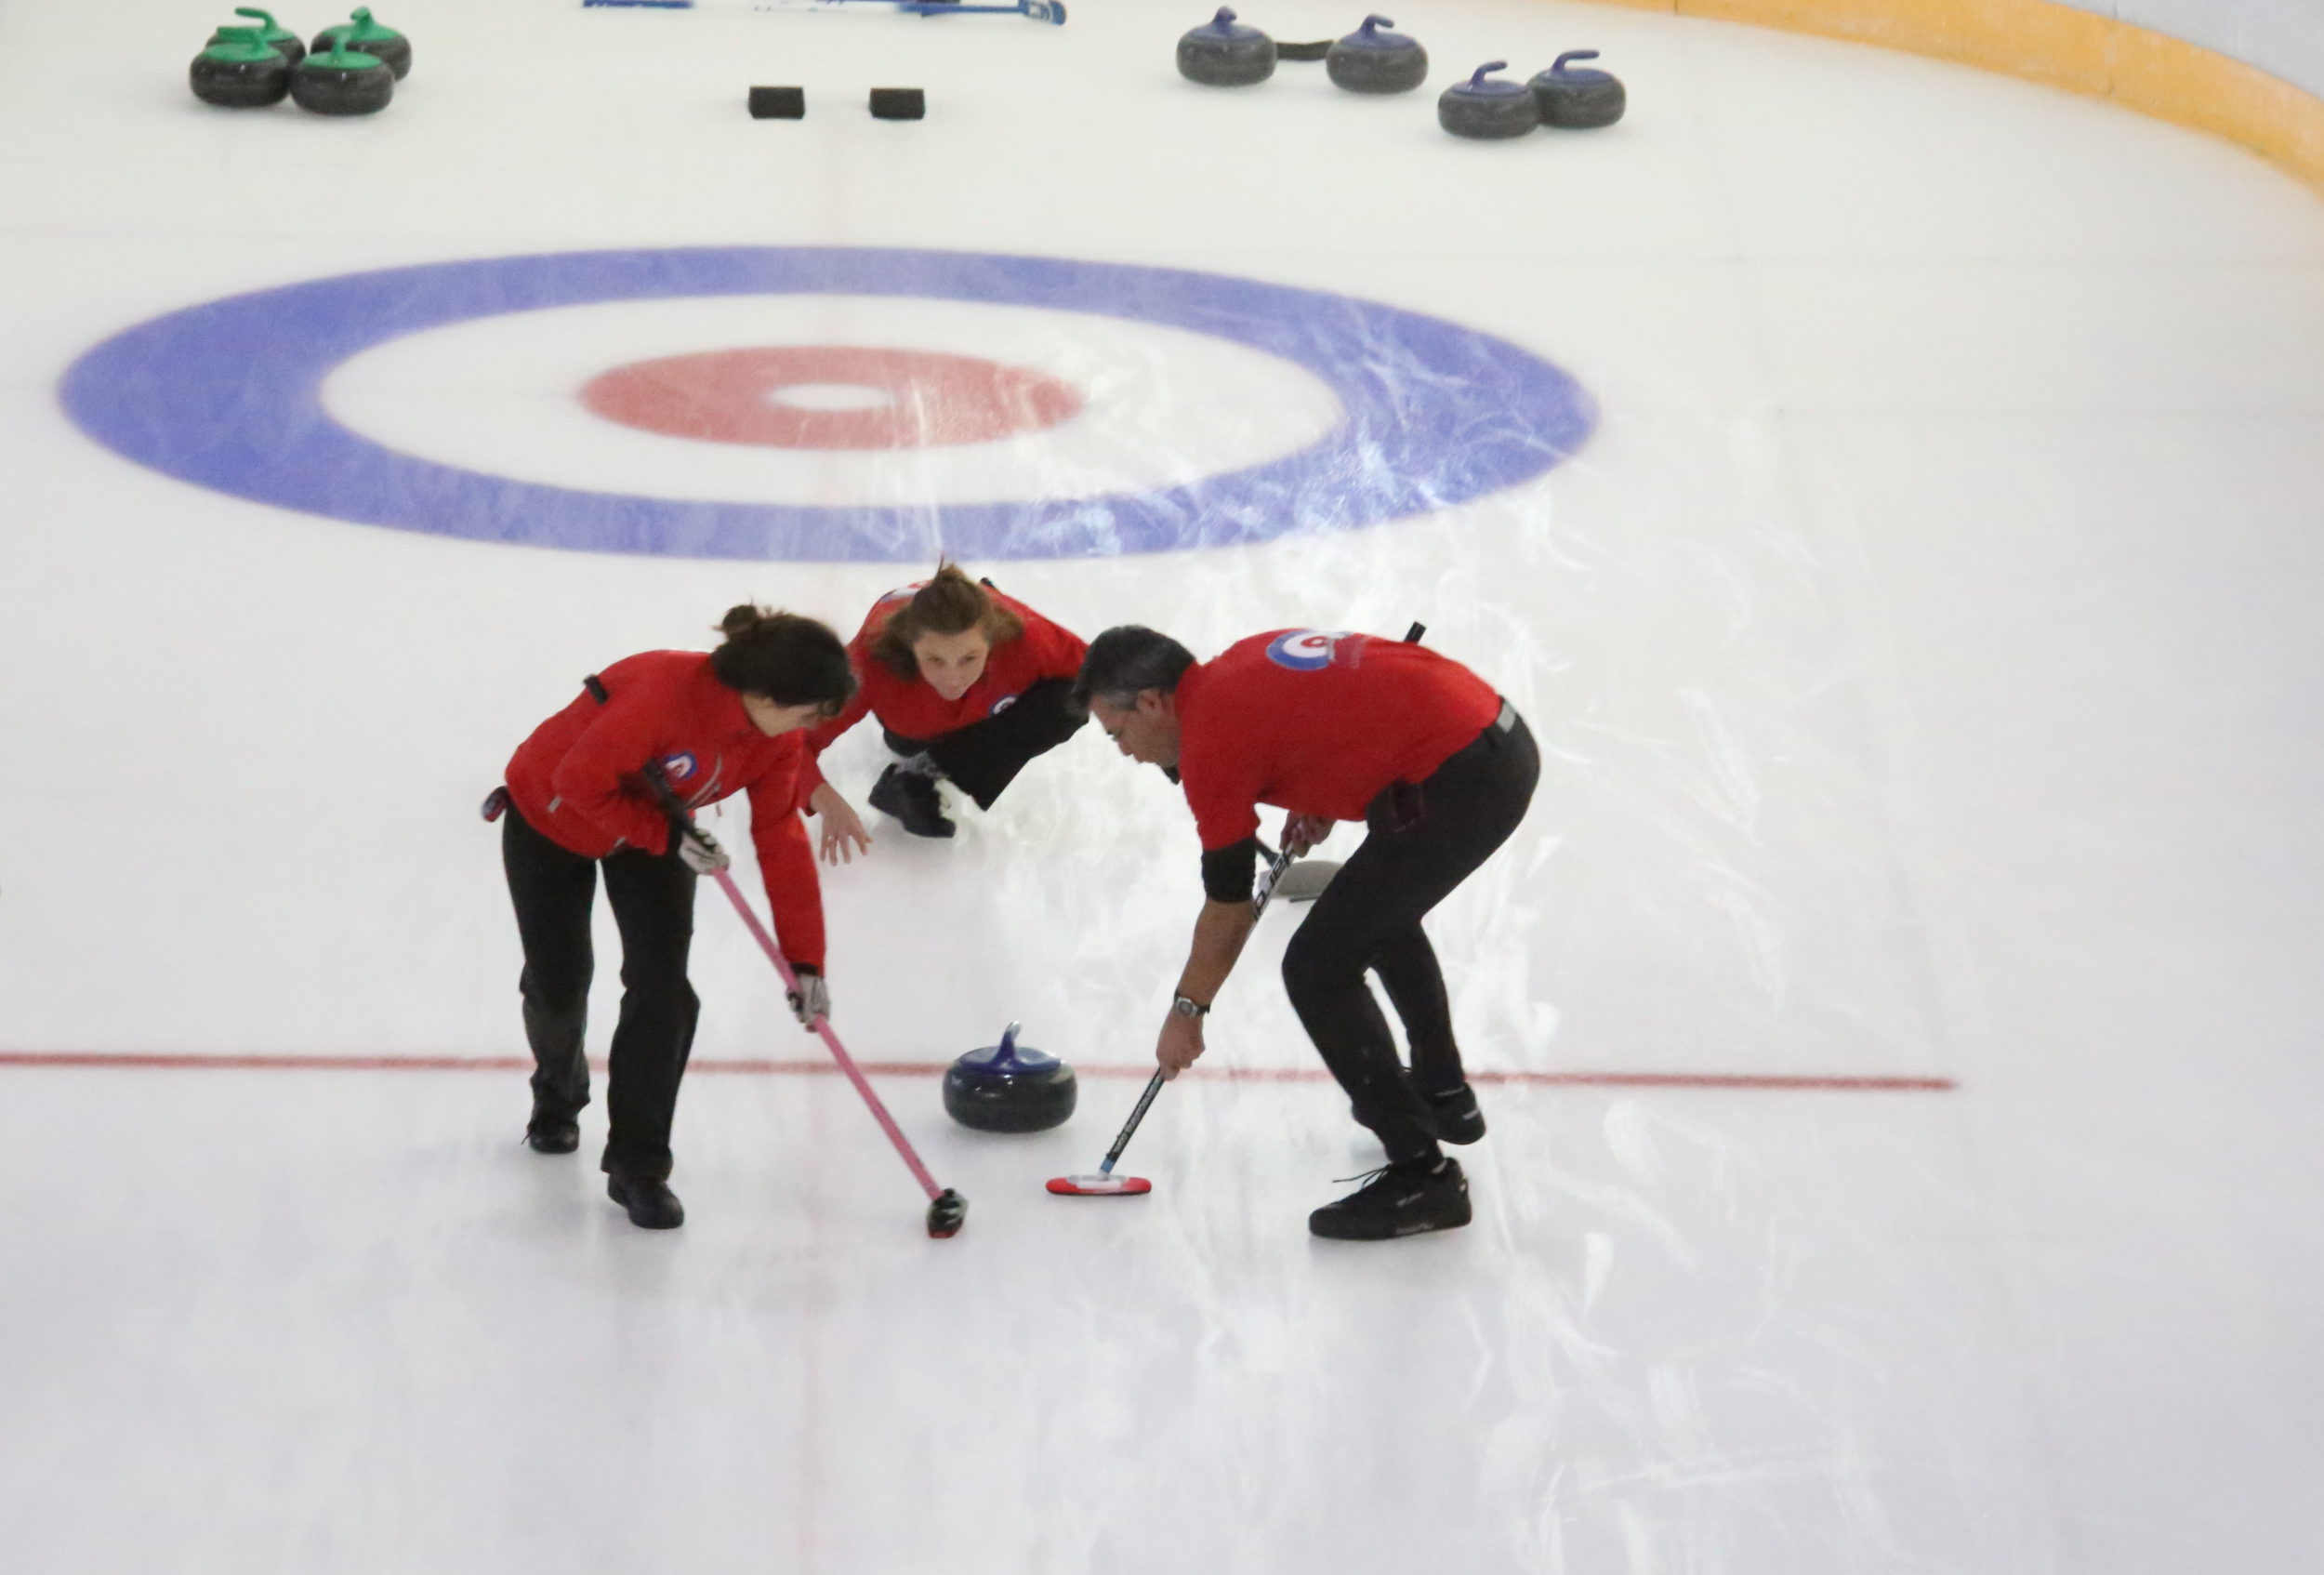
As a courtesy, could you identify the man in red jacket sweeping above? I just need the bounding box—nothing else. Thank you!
[495,605,856,1229]
[1076,625,1538,1239]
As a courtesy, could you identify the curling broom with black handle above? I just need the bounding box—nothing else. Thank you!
[1044,621,1425,1199]
[1045,840,1302,1198]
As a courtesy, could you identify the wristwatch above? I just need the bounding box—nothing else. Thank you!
[1170,994,1211,1019]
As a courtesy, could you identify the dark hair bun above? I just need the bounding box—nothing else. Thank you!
[709,605,858,710]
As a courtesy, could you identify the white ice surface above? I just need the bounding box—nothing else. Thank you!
[2,2,2321,1571]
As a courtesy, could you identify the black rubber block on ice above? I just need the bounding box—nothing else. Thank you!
[869,86,925,120]
[749,86,805,118]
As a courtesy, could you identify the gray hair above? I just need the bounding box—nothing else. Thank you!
[1074,626,1196,709]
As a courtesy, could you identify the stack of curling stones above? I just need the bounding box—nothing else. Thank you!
[1173,11,1624,140]
[943,1022,1076,1133]
[191,6,408,115]
[1437,51,1624,139]
[1178,10,1423,90]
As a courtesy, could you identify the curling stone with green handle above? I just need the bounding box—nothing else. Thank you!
[312,8,410,81]
[1439,61,1538,139]
[191,26,290,109]
[290,33,394,115]
[1529,50,1624,128]
[206,7,303,69]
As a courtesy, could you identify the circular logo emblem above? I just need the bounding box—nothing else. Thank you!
[1267,630,1345,671]
[660,751,699,782]
[59,247,1595,562]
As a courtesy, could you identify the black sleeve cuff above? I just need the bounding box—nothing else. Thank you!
[1201,838,1261,905]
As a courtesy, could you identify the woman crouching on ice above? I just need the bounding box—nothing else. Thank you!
[804,566,1089,853]
[494,605,856,1230]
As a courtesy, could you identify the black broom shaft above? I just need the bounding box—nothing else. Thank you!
[1101,1070,1167,1171]
[1102,841,1301,1170]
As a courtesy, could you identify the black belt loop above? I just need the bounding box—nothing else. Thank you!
[583,673,610,705]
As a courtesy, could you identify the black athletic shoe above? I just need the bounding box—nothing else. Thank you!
[607,1173,685,1230]
[1308,1158,1471,1240]
[525,1105,580,1155]
[868,763,956,839]
[1418,1081,1486,1145]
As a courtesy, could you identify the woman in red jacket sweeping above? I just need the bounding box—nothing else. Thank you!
[803,566,1088,852]
[495,605,856,1230]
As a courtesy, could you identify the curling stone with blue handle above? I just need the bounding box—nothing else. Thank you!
[1439,61,1538,139]
[1327,14,1426,94]
[943,1021,1077,1133]
[1179,7,1274,87]
[1529,49,1624,128]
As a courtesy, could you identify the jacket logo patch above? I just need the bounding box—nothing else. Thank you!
[1266,630,1346,671]
[989,692,1020,716]
[661,751,699,782]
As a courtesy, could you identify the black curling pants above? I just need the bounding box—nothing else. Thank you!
[501,807,700,1181]
[1281,706,1540,1166]
[883,676,1088,810]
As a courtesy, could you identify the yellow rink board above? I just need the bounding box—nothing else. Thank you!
[1579,0,2324,192]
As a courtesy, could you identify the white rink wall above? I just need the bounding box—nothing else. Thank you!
[2068,0,2324,98]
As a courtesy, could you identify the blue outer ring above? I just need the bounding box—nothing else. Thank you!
[59,246,1595,562]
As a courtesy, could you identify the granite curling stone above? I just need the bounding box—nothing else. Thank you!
[1530,49,1624,128]
[1178,7,1275,87]
[943,1023,1077,1134]
[312,7,410,80]
[289,33,394,115]
[207,7,303,69]
[191,26,290,108]
[1439,60,1538,139]
[1327,14,1425,94]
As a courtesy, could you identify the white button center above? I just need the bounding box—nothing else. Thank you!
[767,382,896,412]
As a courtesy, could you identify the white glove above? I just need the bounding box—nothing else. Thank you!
[674,824,730,876]
[787,968,830,1029]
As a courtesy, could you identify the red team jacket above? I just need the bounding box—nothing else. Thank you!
[1175,630,1502,851]
[799,585,1088,793]
[504,651,827,968]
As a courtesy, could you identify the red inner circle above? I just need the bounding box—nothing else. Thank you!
[580,345,1084,451]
